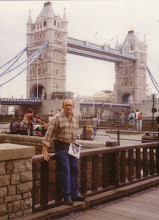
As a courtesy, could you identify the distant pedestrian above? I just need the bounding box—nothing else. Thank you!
[97,113,101,127]
[48,113,54,122]
[120,108,126,126]
[92,116,98,136]
[135,109,142,130]
[128,111,135,130]
[24,108,35,136]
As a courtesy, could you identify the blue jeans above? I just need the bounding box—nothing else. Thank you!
[93,127,97,136]
[54,142,79,201]
[121,118,125,126]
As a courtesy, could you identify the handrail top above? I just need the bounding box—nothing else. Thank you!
[32,142,159,162]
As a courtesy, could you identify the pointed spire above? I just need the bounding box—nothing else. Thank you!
[27,9,33,24]
[144,34,147,44]
[115,35,119,49]
[136,32,139,41]
[62,7,68,23]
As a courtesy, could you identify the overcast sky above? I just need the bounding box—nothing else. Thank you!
[0,0,159,99]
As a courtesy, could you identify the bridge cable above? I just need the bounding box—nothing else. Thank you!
[0,41,48,87]
[0,47,27,70]
[147,67,159,93]
[0,47,27,77]
[0,41,48,78]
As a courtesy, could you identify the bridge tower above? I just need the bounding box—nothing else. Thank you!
[26,1,71,100]
[114,30,147,104]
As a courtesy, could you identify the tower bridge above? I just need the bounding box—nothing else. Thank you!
[0,1,148,115]
[67,37,137,62]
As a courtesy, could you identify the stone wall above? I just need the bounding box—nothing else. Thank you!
[0,143,35,219]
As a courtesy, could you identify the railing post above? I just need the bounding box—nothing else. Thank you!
[156,145,159,174]
[136,148,141,179]
[143,148,148,177]
[31,123,33,136]
[81,156,87,194]
[32,163,36,213]
[40,160,49,205]
[117,130,120,146]
[10,122,12,134]
[92,155,98,191]
[83,125,86,140]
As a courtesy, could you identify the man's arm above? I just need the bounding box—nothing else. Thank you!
[42,144,50,161]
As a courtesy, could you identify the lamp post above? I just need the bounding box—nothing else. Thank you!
[37,58,38,100]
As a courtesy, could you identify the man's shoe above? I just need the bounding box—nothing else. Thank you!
[75,195,86,201]
[64,199,74,206]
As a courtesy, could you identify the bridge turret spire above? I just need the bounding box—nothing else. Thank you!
[115,36,120,49]
[62,8,68,22]
[40,1,55,18]
[27,9,33,25]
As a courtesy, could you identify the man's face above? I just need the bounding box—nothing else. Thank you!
[63,100,74,115]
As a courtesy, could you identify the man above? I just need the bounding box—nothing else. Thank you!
[42,99,85,206]
[135,109,142,130]
[92,115,98,136]
[128,111,135,131]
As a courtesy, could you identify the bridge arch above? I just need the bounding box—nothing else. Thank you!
[30,84,47,100]
[122,94,133,104]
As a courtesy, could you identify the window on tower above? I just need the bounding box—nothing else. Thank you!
[44,21,47,26]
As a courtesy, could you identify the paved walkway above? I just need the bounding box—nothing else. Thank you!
[93,129,144,146]
[67,187,159,220]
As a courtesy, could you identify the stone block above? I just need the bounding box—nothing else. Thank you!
[23,192,31,199]
[13,200,21,213]
[5,194,21,204]
[17,182,32,194]
[0,204,6,216]
[11,173,20,185]
[6,203,12,214]
[0,198,3,205]
[23,208,32,216]
[0,215,8,220]
[0,162,6,175]
[7,161,13,174]
[25,158,32,171]
[8,185,16,196]
[21,171,32,183]
[9,211,23,219]
[21,198,32,210]
[13,159,26,173]
[0,144,35,161]
[0,187,7,197]
[0,175,10,187]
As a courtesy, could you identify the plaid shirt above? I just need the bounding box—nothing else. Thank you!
[42,111,79,147]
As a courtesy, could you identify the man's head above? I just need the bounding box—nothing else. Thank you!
[62,99,74,115]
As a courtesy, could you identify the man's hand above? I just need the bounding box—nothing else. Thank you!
[42,145,50,161]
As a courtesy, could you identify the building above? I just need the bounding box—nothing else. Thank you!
[115,29,147,104]
[92,90,115,102]
[26,1,73,101]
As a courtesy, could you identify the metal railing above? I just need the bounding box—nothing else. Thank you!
[32,141,159,213]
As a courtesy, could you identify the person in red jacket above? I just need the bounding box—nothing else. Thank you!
[24,108,35,136]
